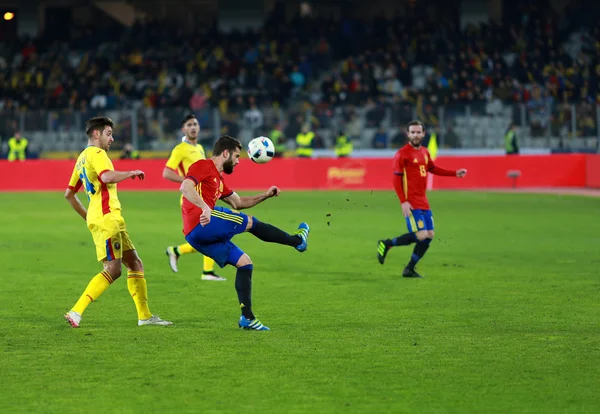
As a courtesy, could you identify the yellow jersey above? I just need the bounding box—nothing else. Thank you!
[165,139,206,177]
[68,146,121,223]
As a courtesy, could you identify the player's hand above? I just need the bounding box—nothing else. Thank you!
[401,202,413,218]
[456,169,467,178]
[265,186,281,198]
[130,170,145,180]
[200,208,211,226]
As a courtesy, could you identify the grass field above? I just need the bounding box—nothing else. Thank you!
[1,190,599,413]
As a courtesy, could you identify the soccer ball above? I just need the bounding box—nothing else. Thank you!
[247,136,275,164]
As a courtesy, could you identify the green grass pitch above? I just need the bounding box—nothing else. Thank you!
[1,190,599,413]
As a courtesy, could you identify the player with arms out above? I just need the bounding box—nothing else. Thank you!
[180,135,310,331]
[377,120,467,278]
[163,114,224,281]
[63,117,173,328]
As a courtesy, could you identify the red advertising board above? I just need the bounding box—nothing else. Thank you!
[0,154,596,191]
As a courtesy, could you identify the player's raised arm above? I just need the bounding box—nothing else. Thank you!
[100,169,145,183]
[222,186,280,210]
[426,151,467,178]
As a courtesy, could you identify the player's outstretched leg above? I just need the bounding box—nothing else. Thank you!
[377,233,417,264]
[233,254,270,331]
[248,217,310,252]
[402,238,432,278]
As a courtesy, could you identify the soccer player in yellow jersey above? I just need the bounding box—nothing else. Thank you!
[163,114,225,281]
[63,116,173,328]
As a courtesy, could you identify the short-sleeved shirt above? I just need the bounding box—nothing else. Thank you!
[68,146,122,223]
[181,159,234,235]
[165,139,206,177]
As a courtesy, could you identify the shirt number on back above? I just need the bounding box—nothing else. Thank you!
[80,167,96,199]
[419,165,427,177]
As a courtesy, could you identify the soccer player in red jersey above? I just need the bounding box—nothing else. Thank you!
[180,135,310,331]
[377,120,467,278]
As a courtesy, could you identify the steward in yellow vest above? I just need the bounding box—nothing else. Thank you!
[8,132,28,162]
[334,133,353,158]
[295,124,315,158]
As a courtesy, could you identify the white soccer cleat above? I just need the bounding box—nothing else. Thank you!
[64,310,82,328]
[201,274,227,281]
[165,246,179,273]
[138,315,173,326]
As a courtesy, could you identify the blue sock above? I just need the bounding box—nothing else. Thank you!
[407,239,432,270]
[387,233,417,247]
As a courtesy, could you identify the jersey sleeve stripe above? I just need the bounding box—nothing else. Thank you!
[68,179,83,192]
[97,169,110,183]
[165,166,177,173]
[220,191,234,199]
[186,175,199,185]
[393,172,403,176]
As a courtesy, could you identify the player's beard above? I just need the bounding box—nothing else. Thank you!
[223,156,235,174]
[409,137,422,148]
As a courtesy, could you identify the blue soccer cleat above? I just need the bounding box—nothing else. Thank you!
[295,222,310,252]
[239,315,270,331]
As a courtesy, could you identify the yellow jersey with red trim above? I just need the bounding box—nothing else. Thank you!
[165,140,206,177]
[68,146,122,223]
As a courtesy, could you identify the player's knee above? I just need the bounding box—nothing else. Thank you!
[427,231,435,240]
[104,262,122,280]
[415,231,428,241]
[236,254,253,268]
[126,257,143,272]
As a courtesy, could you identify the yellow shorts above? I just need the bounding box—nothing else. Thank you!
[88,213,136,262]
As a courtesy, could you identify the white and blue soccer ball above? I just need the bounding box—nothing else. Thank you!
[247,136,275,164]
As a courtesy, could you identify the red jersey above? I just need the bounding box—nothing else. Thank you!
[392,144,456,210]
[182,159,234,235]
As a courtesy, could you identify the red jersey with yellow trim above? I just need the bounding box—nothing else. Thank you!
[392,144,436,210]
[67,146,122,223]
[182,159,234,235]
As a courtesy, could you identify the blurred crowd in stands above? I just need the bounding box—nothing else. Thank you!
[0,0,599,151]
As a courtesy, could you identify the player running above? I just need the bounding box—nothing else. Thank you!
[180,135,310,331]
[163,114,224,280]
[63,116,172,327]
[377,120,467,278]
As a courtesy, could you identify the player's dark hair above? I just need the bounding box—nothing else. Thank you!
[85,117,114,137]
[406,120,425,132]
[213,135,242,156]
[182,113,197,126]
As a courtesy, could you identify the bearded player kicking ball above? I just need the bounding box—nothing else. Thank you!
[377,120,467,278]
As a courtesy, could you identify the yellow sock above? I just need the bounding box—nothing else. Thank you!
[72,271,113,315]
[127,271,152,320]
[203,256,216,273]
[177,243,196,255]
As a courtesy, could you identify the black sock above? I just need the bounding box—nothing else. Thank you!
[235,264,254,319]
[173,246,181,257]
[407,239,432,270]
[249,218,300,247]
[384,232,417,247]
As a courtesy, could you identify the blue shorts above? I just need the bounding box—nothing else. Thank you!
[406,209,434,233]
[185,206,249,268]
